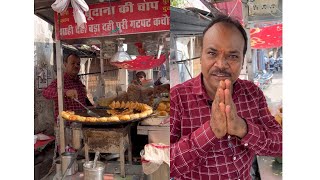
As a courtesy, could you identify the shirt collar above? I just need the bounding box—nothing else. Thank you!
[64,73,80,81]
[192,74,211,100]
[233,78,246,96]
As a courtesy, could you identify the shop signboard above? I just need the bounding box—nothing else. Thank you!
[54,0,170,40]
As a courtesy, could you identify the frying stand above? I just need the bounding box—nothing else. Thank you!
[82,124,133,178]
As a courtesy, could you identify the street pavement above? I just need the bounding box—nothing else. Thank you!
[262,71,283,105]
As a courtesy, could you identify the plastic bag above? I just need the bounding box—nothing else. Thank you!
[51,0,89,27]
[51,0,70,13]
[141,143,169,175]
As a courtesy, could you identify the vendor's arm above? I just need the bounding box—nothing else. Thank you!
[42,79,79,100]
[170,88,218,178]
[42,79,59,99]
[240,87,282,157]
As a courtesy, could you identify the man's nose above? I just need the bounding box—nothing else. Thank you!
[214,54,228,68]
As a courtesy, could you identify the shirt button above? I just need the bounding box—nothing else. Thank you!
[233,156,237,160]
[244,143,248,146]
[228,135,231,139]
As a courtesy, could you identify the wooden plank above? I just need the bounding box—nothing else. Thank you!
[56,40,66,154]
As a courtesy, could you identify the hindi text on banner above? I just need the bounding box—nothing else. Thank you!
[137,1,159,11]
[118,2,134,14]
[85,6,116,21]
[153,14,169,26]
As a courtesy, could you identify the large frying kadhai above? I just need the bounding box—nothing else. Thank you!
[63,108,151,126]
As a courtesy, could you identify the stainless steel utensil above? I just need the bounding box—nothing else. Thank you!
[73,98,101,118]
[92,151,100,168]
[61,144,84,180]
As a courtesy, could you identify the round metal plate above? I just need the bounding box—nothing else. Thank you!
[63,108,151,126]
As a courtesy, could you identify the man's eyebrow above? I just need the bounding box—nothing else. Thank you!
[207,47,218,51]
[229,50,241,54]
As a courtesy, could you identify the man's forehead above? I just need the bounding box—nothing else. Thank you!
[67,55,80,61]
[206,47,241,54]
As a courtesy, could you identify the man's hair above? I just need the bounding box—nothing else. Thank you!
[136,71,146,78]
[63,52,80,63]
[203,14,248,56]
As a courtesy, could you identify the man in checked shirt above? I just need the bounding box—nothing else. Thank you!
[170,14,282,180]
[43,52,92,151]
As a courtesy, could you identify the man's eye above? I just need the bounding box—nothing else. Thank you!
[229,55,239,59]
[208,52,217,56]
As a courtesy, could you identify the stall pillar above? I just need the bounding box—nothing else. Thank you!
[145,70,153,80]
[242,2,253,81]
[56,40,65,154]
[119,69,128,91]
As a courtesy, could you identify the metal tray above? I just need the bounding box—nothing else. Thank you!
[63,108,150,126]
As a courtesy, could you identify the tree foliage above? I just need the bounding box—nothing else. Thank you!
[171,0,186,8]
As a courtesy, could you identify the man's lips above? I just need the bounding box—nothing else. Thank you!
[211,72,231,77]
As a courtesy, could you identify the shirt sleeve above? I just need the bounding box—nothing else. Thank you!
[170,88,217,178]
[241,87,282,157]
[42,79,59,100]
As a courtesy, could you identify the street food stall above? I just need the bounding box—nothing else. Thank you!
[35,0,170,179]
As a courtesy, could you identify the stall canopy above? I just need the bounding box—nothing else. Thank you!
[111,54,166,70]
[170,7,211,36]
[250,24,282,49]
[214,0,244,24]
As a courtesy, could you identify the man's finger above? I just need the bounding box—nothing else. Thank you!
[219,103,227,122]
[225,79,232,90]
[213,88,220,107]
[224,89,232,106]
[225,105,232,122]
[219,80,226,90]
[218,88,224,104]
[219,102,226,115]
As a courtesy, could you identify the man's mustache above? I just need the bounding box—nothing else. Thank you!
[210,69,231,77]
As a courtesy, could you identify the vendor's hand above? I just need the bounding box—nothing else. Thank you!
[224,79,247,138]
[210,81,227,139]
[65,89,78,99]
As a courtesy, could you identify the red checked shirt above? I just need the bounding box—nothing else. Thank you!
[42,73,87,121]
[170,74,282,180]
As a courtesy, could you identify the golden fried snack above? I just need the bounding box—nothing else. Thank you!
[121,101,126,108]
[143,104,152,111]
[157,103,167,111]
[145,109,153,116]
[275,114,282,126]
[165,107,170,113]
[129,102,137,109]
[129,113,140,120]
[98,117,109,122]
[118,115,131,121]
[166,103,170,108]
[60,111,71,119]
[125,101,131,109]
[69,111,75,115]
[86,117,98,122]
[108,116,120,122]
[115,101,121,108]
[109,101,116,109]
[139,112,148,118]
[77,116,86,122]
[69,114,80,121]
[158,111,168,116]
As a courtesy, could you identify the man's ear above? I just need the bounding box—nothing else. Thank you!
[62,62,66,70]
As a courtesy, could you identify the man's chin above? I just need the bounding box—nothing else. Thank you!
[209,75,233,84]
